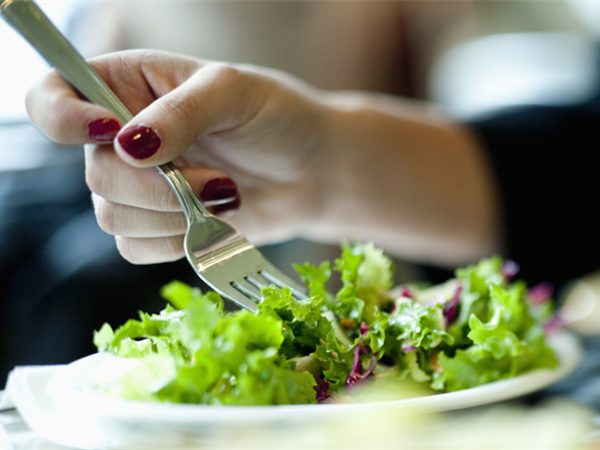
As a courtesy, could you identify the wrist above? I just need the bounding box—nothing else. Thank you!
[305,91,502,266]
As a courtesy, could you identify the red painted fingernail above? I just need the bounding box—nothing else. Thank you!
[88,118,121,141]
[200,177,238,204]
[117,125,161,159]
[200,177,240,215]
[212,196,241,216]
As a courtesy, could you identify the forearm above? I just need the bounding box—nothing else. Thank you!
[307,92,502,267]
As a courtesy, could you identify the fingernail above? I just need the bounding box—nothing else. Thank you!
[117,125,161,159]
[211,196,241,216]
[200,177,240,215]
[88,118,121,141]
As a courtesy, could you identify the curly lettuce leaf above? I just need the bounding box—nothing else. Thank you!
[92,249,560,404]
[433,265,559,392]
[328,241,395,328]
[389,299,454,350]
[95,283,318,405]
[293,261,332,300]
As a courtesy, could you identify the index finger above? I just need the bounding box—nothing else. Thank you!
[25,68,123,145]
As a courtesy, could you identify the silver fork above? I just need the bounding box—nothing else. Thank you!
[1,0,308,312]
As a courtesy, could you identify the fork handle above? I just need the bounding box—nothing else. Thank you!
[1,0,211,222]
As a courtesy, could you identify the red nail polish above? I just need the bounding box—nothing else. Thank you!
[117,125,161,159]
[211,195,241,216]
[200,178,238,204]
[88,118,121,141]
[200,178,240,215]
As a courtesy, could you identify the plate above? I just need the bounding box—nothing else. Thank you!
[47,330,581,418]
[5,330,582,449]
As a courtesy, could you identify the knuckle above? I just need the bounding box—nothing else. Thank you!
[115,236,143,265]
[85,158,105,195]
[159,94,198,128]
[203,62,242,82]
[115,236,184,265]
[164,236,185,262]
[85,145,114,198]
[165,212,188,234]
[93,196,117,235]
[199,63,247,101]
[24,84,39,123]
[41,93,73,145]
[158,65,242,128]
[152,182,180,212]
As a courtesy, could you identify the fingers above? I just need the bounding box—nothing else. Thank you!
[26,71,123,145]
[85,144,182,212]
[26,50,287,266]
[25,50,202,147]
[85,143,240,212]
[87,141,241,264]
[115,235,185,265]
[28,51,265,169]
[112,62,265,166]
[92,194,187,237]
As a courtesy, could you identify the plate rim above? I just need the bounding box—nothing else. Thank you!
[46,329,582,422]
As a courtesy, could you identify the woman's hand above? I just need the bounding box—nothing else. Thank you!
[26,50,330,264]
[27,49,502,268]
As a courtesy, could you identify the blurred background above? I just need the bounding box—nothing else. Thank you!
[2,1,600,423]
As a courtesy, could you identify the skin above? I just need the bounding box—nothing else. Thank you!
[26,49,502,267]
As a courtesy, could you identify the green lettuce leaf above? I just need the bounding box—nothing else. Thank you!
[434,260,558,392]
[92,248,559,404]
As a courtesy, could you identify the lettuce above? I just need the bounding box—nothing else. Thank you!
[94,285,316,405]
[434,259,559,391]
[93,246,559,404]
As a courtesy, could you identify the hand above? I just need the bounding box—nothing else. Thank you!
[27,49,501,268]
[26,50,330,264]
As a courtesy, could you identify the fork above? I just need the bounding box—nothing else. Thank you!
[1,0,308,312]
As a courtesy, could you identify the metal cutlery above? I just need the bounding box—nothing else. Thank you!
[1,0,308,312]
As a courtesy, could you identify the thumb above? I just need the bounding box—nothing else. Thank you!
[113,62,266,167]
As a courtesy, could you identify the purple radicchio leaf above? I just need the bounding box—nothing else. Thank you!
[501,260,520,283]
[346,322,377,388]
[313,375,332,403]
[399,286,413,299]
[543,309,566,335]
[401,344,418,353]
[527,282,554,304]
[425,296,444,307]
[443,282,462,327]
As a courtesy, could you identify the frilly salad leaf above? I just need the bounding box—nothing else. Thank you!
[93,245,559,405]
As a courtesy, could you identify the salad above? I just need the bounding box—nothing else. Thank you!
[92,242,559,405]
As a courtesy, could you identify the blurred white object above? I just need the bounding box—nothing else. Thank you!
[562,271,600,336]
[0,2,77,122]
[429,32,598,120]
[568,1,600,41]
[0,414,12,450]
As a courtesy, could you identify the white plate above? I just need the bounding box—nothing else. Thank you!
[47,330,581,420]
[0,329,586,449]
[4,330,581,449]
